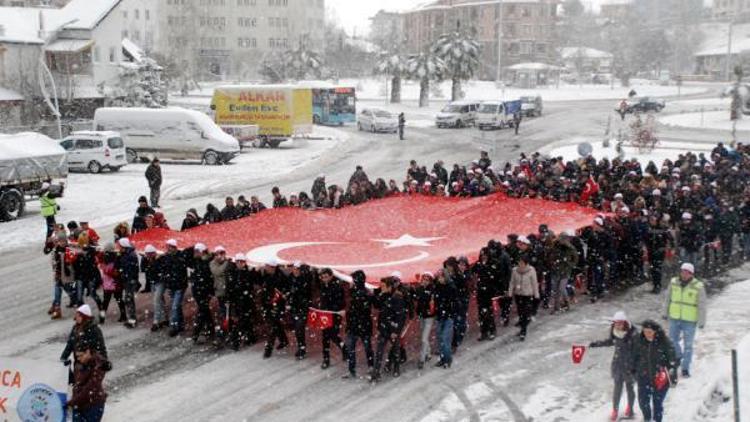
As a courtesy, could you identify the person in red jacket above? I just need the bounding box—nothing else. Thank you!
[68,345,108,422]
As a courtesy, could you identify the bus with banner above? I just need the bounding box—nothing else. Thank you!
[310,86,356,126]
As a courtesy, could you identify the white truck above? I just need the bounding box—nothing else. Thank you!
[0,132,68,221]
[476,100,522,130]
[93,107,240,165]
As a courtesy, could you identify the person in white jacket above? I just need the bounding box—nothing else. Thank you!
[508,255,540,341]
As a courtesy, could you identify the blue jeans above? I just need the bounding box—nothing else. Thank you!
[72,404,105,422]
[669,319,697,372]
[53,282,76,306]
[452,298,468,348]
[346,333,373,375]
[743,233,750,260]
[152,283,167,325]
[168,288,185,330]
[637,380,668,422]
[437,318,454,364]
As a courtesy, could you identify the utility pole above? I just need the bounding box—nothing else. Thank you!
[495,0,504,94]
[726,18,735,81]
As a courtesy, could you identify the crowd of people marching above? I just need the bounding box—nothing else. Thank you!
[47,140,750,421]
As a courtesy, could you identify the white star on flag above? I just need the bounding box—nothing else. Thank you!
[373,234,444,249]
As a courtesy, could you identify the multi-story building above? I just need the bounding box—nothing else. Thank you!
[399,0,561,80]
[599,0,632,23]
[120,0,325,79]
[711,0,750,21]
[369,10,404,52]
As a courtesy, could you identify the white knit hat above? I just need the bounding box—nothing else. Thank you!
[234,253,247,261]
[213,245,226,253]
[612,310,628,322]
[680,262,695,274]
[144,244,157,254]
[118,238,132,248]
[77,304,93,317]
[166,239,178,247]
[194,243,207,252]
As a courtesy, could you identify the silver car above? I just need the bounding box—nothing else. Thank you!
[358,108,399,133]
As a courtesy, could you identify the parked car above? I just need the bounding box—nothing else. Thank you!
[435,101,480,128]
[520,95,543,117]
[59,131,127,174]
[617,97,666,114]
[358,108,398,133]
[94,107,240,165]
[476,101,521,130]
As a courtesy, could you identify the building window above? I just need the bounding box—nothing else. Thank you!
[133,30,141,41]
[237,0,256,4]
[238,17,257,27]
[135,9,139,19]
[122,10,128,19]
[535,43,547,54]
[93,46,100,62]
[122,29,128,39]
[145,10,150,20]
[520,42,532,54]
[238,37,257,48]
[109,47,116,63]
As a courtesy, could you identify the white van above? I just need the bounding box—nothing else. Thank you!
[59,131,127,173]
[476,102,512,130]
[93,107,240,165]
[435,101,480,128]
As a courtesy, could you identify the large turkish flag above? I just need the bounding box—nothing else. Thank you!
[130,194,599,285]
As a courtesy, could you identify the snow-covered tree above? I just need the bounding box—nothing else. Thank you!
[375,54,406,103]
[259,46,325,82]
[406,53,446,108]
[432,31,480,101]
[103,59,167,108]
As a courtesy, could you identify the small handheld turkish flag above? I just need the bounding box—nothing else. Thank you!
[572,345,586,364]
[307,309,334,330]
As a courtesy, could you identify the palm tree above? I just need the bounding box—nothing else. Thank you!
[375,53,406,103]
[432,31,481,101]
[406,52,446,108]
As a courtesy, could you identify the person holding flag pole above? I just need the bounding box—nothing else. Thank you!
[589,311,638,421]
[318,268,347,370]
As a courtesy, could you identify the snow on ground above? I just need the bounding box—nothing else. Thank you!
[542,136,716,165]
[0,129,344,253]
[342,78,706,103]
[660,110,750,132]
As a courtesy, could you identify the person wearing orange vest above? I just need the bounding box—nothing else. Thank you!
[664,262,706,378]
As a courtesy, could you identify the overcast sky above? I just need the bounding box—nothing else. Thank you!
[326,0,613,36]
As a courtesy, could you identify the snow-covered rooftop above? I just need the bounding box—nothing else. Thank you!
[560,47,613,59]
[695,22,750,57]
[408,0,547,13]
[46,0,122,31]
[0,0,120,44]
[0,86,24,102]
[507,62,563,71]
[122,37,145,63]
[0,7,48,44]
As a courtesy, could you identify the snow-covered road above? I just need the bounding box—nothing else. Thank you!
[2,84,746,421]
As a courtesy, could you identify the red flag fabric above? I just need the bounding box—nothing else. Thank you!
[580,176,599,204]
[307,309,334,330]
[130,193,599,285]
[572,345,587,364]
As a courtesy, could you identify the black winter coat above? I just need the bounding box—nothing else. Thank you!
[140,255,161,287]
[346,286,373,337]
[61,320,108,361]
[287,272,312,316]
[226,263,257,316]
[116,249,140,285]
[158,251,188,291]
[434,281,458,321]
[473,261,498,304]
[145,163,162,188]
[188,253,214,301]
[414,285,436,318]
[375,291,406,336]
[319,281,345,312]
[590,324,637,380]
[631,330,677,384]
[74,247,101,285]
